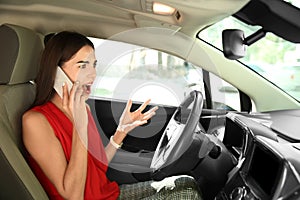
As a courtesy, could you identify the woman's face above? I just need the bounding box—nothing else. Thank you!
[62,45,97,95]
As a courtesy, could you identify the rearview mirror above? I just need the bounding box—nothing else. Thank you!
[222,29,246,60]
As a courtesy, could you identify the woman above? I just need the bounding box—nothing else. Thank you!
[22,31,201,199]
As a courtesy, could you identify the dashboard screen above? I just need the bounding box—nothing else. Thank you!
[223,118,245,148]
[223,118,246,160]
[248,143,282,196]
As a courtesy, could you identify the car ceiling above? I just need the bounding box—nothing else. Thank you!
[1,0,299,43]
[0,0,249,39]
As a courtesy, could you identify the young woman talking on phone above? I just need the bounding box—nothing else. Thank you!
[22,31,202,200]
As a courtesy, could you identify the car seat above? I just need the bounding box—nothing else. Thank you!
[0,24,49,199]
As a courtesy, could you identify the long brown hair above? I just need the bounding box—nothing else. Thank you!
[34,31,94,106]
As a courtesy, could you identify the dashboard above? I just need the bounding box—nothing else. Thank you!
[217,113,300,200]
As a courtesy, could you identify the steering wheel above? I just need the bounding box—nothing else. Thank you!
[150,90,203,171]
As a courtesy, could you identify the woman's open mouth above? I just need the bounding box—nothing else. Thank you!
[83,83,92,94]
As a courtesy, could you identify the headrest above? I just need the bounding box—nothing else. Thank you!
[0,24,44,85]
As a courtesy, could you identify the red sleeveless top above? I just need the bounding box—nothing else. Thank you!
[28,102,120,200]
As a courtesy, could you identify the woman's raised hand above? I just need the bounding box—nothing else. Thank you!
[118,99,158,134]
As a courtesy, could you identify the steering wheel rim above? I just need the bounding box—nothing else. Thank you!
[150,90,203,170]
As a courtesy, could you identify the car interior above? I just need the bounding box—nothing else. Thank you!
[1,0,300,200]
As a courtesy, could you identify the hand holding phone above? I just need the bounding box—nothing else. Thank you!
[53,67,73,98]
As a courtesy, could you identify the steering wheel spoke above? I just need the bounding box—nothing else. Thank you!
[150,91,204,171]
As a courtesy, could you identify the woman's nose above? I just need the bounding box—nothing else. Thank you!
[89,68,97,80]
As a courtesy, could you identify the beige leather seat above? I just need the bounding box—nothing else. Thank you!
[0,24,48,199]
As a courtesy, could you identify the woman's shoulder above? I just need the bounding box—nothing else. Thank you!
[22,102,53,126]
[22,108,48,128]
[22,103,58,144]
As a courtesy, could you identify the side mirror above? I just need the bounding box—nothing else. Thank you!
[222,29,246,60]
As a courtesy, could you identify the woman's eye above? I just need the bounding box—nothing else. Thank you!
[93,63,97,68]
[80,64,87,69]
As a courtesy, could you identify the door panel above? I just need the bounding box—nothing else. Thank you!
[90,98,177,152]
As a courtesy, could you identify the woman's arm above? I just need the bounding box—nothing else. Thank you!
[105,129,126,163]
[23,111,88,199]
[23,82,88,199]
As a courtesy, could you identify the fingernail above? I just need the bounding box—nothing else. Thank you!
[75,81,80,85]
[62,82,65,86]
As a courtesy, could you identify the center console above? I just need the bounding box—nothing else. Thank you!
[216,114,300,200]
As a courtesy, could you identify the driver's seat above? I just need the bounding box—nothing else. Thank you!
[0,23,48,199]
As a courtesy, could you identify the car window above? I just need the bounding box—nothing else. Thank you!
[89,37,241,111]
[198,16,300,102]
[209,72,241,111]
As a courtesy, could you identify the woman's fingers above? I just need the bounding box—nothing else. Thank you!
[144,106,158,115]
[133,101,158,122]
[72,81,88,104]
[134,120,148,127]
[74,85,83,103]
[62,81,87,113]
[137,99,151,112]
[123,120,148,133]
[140,106,158,120]
[126,99,152,114]
[125,99,133,112]
[143,112,156,121]
[62,82,69,109]
[70,81,79,103]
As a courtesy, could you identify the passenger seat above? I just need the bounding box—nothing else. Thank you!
[0,24,48,199]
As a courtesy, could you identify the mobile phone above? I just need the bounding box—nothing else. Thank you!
[53,67,73,98]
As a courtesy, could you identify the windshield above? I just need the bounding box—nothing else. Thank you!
[198,16,300,101]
